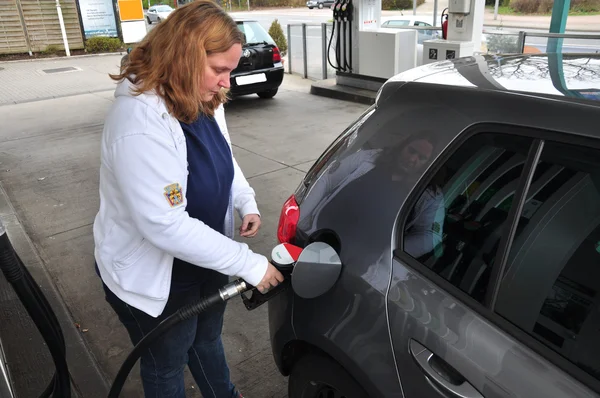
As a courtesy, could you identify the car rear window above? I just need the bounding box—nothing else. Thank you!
[384,20,410,27]
[303,105,376,188]
[237,21,276,46]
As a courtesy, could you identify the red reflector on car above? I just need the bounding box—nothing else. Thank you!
[273,46,281,63]
[277,195,299,243]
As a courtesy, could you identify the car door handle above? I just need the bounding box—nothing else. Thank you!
[410,340,483,398]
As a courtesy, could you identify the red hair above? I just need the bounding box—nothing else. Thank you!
[111,0,244,123]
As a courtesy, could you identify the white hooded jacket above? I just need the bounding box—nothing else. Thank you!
[93,78,268,317]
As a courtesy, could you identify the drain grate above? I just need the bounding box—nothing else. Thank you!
[41,66,80,74]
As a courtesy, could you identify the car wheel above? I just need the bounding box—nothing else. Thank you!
[318,3,323,8]
[288,353,369,398]
[308,6,313,8]
[257,88,278,99]
[147,16,152,24]
[157,17,161,22]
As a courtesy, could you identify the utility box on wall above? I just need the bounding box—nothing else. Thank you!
[422,39,474,64]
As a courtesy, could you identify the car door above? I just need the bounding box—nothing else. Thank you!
[387,129,600,398]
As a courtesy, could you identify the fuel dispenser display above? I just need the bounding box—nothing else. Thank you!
[328,0,354,73]
[0,219,342,397]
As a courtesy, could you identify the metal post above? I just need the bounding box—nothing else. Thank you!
[517,31,526,53]
[494,0,499,20]
[15,0,33,56]
[433,0,438,26]
[287,24,292,74]
[321,23,327,79]
[302,23,307,78]
[413,0,416,15]
[548,0,570,53]
[55,0,71,56]
[247,0,250,11]
[112,0,124,43]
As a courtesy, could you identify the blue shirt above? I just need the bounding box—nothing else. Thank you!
[171,113,235,291]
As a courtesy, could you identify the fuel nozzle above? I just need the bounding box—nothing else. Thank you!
[241,242,302,311]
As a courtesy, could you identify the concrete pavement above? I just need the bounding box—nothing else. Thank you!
[0,54,126,106]
[0,54,368,397]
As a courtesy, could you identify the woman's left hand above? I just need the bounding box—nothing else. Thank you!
[240,214,261,238]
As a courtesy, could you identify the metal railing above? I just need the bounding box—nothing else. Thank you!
[287,23,336,80]
[287,25,600,80]
[519,32,600,54]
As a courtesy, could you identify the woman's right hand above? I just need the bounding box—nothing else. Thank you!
[256,262,285,293]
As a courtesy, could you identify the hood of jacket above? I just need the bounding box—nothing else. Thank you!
[114,77,169,117]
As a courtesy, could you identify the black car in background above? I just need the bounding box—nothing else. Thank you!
[230,19,284,99]
[122,19,284,100]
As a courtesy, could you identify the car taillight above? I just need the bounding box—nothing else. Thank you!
[272,46,281,63]
[277,195,299,243]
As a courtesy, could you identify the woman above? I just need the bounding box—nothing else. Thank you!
[93,1,283,396]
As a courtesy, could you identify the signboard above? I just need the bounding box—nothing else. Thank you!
[79,0,118,39]
[117,0,146,43]
[117,0,144,21]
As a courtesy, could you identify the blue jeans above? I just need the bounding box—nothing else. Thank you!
[102,269,241,398]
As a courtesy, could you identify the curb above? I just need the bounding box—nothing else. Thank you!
[0,88,116,107]
[310,78,376,105]
[0,182,110,397]
[483,22,600,32]
[0,52,125,65]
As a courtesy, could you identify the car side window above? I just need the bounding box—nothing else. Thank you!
[401,133,534,304]
[495,140,600,381]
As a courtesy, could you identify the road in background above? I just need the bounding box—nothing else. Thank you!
[144,8,600,77]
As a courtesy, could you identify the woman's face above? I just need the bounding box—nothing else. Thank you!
[395,138,433,175]
[201,43,242,101]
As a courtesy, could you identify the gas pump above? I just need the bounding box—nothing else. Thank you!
[327,0,353,72]
[342,0,354,71]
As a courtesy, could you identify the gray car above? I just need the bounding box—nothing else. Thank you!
[0,336,14,398]
[146,4,173,24]
[269,53,600,398]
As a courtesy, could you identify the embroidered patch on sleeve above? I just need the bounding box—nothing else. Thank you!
[164,183,184,207]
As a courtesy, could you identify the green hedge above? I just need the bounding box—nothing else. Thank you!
[85,37,123,53]
[268,19,287,56]
[382,0,425,10]
[143,0,176,9]
[510,0,600,13]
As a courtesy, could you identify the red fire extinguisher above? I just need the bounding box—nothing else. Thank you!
[441,8,448,40]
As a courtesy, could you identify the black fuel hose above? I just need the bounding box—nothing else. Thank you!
[107,279,248,398]
[327,20,341,71]
[0,229,71,398]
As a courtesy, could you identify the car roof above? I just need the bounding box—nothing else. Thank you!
[381,15,436,24]
[382,53,600,107]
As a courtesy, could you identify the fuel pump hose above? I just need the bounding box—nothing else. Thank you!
[107,279,249,398]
